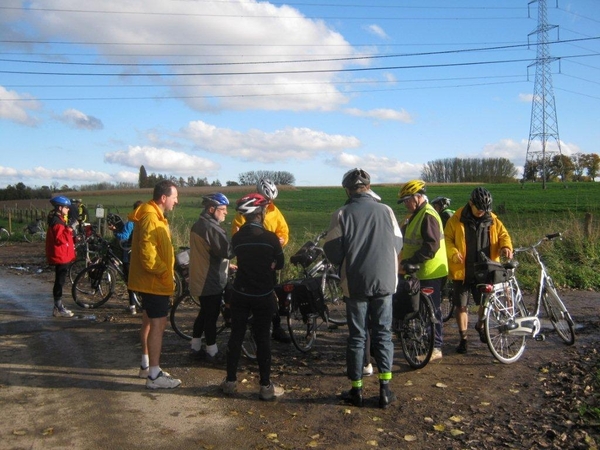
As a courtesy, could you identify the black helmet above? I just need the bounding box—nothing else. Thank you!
[431,196,451,209]
[470,187,492,212]
[342,168,370,189]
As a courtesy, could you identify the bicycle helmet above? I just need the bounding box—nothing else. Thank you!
[397,180,426,203]
[257,178,278,200]
[431,196,451,210]
[235,193,269,216]
[50,196,71,208]
[342,168,371,189]
[202,193,229,208]
[470,187,493,212]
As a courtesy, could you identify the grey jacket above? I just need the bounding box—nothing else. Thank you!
[323,193,403,299]
[189,211,234,297]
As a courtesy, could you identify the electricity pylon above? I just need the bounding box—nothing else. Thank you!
[524,0,563,189]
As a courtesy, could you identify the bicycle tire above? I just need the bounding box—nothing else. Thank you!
[440,280,454,322]
[287,305,317,352]
[542,283,575,345]
[0,228,9,246]
[69,258,90,284]
[399,293,435,369]
[484,284,527,364]
[170,293,200,340]
[323,274,346,326]
[71,264,116,309]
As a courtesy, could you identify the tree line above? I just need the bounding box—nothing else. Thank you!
[523,153,600,182]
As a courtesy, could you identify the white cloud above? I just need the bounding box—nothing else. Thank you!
[364,24,389,40]
[343,107,413,123]
[25,0,358,112]
[519,93,533,102]
[0,86,41,126]
[60,109,104,130]
[327,152,423,183]
[104,145,221,177]
[182,120,361,162]
[20,167,114,183]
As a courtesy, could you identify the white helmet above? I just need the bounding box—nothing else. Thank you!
[257,178,278,200]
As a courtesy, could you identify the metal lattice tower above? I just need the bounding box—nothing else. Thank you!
[524,0,563,188]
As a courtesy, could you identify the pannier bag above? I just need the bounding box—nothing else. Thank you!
[290,241,320,268]
[294,277,326,316]
[393,275,421,320]
[474,260,509,285]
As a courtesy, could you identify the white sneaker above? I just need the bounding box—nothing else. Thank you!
[430,348,443,361]
[127,305,137,315]
[138,366,149,378]
[53,306,74,318]
[146,371,181,389]
[363,363,374,377]
[259,383,285,401]
[220,378,237,395]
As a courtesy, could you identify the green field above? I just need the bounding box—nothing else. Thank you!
[2,182,600,290]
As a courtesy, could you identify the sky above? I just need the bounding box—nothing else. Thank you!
[0,0,599,189]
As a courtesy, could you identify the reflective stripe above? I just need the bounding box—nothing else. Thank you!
[352,379,363,388]
[378,372,392,381]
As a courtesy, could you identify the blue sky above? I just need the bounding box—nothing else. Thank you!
[0,0,598,189]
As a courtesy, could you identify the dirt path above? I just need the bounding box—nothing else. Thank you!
[0,243,598,449]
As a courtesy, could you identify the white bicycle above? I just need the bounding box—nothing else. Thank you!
[478,233,575,364]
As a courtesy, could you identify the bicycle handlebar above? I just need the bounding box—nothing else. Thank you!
[514,232,562,253]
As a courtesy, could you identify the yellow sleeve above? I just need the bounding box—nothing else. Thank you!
[264,204,289,247]
[231,212,245,236]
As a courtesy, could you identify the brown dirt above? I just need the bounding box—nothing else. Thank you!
[0,242,599,449]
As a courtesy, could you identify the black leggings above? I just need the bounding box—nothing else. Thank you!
[53,263,70,304]
[193,293,222,346]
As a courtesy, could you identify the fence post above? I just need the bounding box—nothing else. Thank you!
[584,213,593,239]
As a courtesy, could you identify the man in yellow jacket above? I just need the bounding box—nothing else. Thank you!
[128,180,181,389]
[231,178,291,343]
[444,187,513,355]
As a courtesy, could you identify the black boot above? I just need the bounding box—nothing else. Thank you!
[379,384,396,409]
[341,387,363,407]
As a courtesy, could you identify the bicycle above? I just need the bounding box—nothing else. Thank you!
[392,264,436,369]
[23,218,46,242]
[440,278,454,322]
[169,267,257,360]
[478,233,575,364]
[0,226,10,246]
[71,236,141,310]
[68,223,102,283]
[275,231,345,353]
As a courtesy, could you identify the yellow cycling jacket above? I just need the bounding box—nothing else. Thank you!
[127,200,175,296]
[444,206,512,282]
[231,202,289,247]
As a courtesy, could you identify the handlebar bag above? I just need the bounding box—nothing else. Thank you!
[393,275,420,320]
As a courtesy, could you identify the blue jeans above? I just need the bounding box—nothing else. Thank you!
[420,277,444,349]
[345,294,394,381]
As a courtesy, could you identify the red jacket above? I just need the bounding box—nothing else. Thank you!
[45,212,76,265]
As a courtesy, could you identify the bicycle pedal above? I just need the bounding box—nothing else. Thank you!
[534,334,546,341]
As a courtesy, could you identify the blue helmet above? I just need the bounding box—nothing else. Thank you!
[50,196,71,207]
[202,193,229,207]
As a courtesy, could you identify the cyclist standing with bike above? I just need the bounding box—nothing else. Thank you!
[324,168,402,409]
[231,178,291,344]
[444,187,513,355]
[188,193,235,362]
[46,196,76,318]
[398,180,448,361]
[221,193,285,400]
[128,181,181,389]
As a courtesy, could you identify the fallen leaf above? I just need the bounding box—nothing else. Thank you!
[42,427,54,436]
[371,416,382,422]
[435,382,448,388]
[412,396,423,401]
[433,424,446,432]
[404,380,413,386]
[306,441,319,448]
[480,402,491,406]
[310,434,320,439]
[266,433,278,440]
[424,417,434,423]
[509,389,520,394]
[404,435,417,441]
[484,374,495,379]
[235,426,245,431]
[13,430,26,436]
[366,439,379,446]
[450,429,465,436]
[449,415,463,423]
[343,409,352,415]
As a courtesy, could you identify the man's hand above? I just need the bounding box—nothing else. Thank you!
[500,247,513,260]
[452,252,464,264]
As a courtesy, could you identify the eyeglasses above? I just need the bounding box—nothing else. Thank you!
[215,207,227,212]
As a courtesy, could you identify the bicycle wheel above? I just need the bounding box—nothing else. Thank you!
[484,284,527,364]
[440,280,454,322]
[69,258,90,284]
[399,293,435,369]
[323,274,346,326]
[0,228,9,246]
[71,264,115,308]
[542,283,575,345]
[287,304,317,352]
[170,293,200,340]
